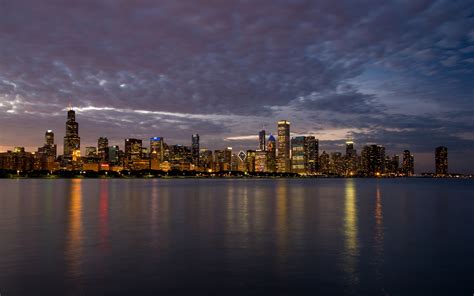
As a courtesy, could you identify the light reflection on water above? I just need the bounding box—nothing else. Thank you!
[66,179,83,279]
[343,179,359,291]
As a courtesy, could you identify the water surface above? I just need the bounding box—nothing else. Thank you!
[0,178,472,295]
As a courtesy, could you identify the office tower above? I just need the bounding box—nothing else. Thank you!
[345,140,357,175]
[306,136,318,174]
[435,146,448,176]
[169,144,192,170]
[330,152,345,175]
[402,150,414,176]
[277,120,290,172]
[192,134,200,167]
[266,134,277,172]
[291,136,306,173]
[0,147,35,171]
[85,147,97,157]
[150,137,164,170]
[320,151,330,174]
[199,149,213,171]
[98,137,109,162]
[108,145,120,165]
[125,138,142,168]
[214,150,225,171]
[45,130,54,146]
[345,140,355,158]
[259,130,266,151]
[255,150,267,172]
[224,147,232,171]
[361,144,385,176]
[63,109,80,158]
[246,150,256,172]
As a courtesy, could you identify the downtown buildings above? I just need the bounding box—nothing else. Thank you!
[0,108,459,177]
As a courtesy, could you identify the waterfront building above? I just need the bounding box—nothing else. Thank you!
[124,138,143,169]
[306,136,319,174]
[37,130,58,170]
[150,137,164,170]
[330,152,345,175]
[98,137,109,162]
[0,147,35,171]
[277,120,290,172]
[320,151,330,175]
[361,145,385,176]
[255,150,267,172]
[402,150,414,176]
[266,134,277,172]
[435,146,448,176]
[85,147,97,158]
[246,150,256,172]
[108,145,120,166]
[291,136,306,174]
[169,144,192,170]
[199,149,213,171]
[63,109,80,158]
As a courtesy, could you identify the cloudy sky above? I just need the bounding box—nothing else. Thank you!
[0,0,473,173]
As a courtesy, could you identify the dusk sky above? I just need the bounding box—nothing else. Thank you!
[0,0,473,173]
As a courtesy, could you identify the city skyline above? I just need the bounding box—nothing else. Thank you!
[0,108,462,175]
[0,1,473,173]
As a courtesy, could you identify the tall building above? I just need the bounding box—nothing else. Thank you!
[246,150,256,172]
[320,151,330,174]
[435,146,448,176]
[150,137,164,170]
[38,130,57,170]
[402,150,414,176]
[98,137,109,162]
[277,120,290,172]
[108,145,120,165]
[192,134,200,167]
[63,109,80,158]
[266,134,277,172]
[199,149,213,171]
[45,130,55,146]
[85,147,97,157]
[361,145,385,176]
[259,130,266,151]
[306,136,319,174]
[125,139,142,168]
[291,136,306,173]
[254,150,267,172]
[344,140,357,175]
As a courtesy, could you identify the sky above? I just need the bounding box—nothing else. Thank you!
[0,0,473,173]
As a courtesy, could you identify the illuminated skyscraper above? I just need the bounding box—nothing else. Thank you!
[402,150,414,176]
[361,144,385,176]
[85,146,97,157]
[199,149,213,171]
[255,150,267,172]
[125,139,142,162]
[150,137,164,170]
[435,146,448,176]
[277,120,290,172]
[192,134,200,166]
[63,109,80,158]
[306,136,318,174]
[108,145,120,165]
[98,137,109,162]
[259,130,266,151]
[266,134,276,172]
[45,130,54,146]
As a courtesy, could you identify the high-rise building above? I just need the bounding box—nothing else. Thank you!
[63,109,80,158]
[98,137,109,162]
[330,152,345,175]
[277,120,290,172]
[435,146,448,176]
[291,136,306,173]
[199,149,213,171]
[108,145,120,165]
[37,130,57,170]
[150,137,164,170]
[402,150,414,176]
[361,145,385,176]
[85,146,97,157]
[169,144,192,170]
[320,151,330,174]
[45,130,54,146]
[192,134,200,167]
[246,150,256,172]
[259,130,266,151]
[255,150,267,172]
[266,134,276,172]
[125,139,142,168]
[306,136,319,174]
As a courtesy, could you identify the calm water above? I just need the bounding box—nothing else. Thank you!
[0,178,473,295]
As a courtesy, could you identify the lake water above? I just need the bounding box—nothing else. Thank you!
[0,178,473,295]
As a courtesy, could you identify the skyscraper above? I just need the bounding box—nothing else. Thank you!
[259,130,266,151]
[361,144,385,176]
[345,140,357,175]
[291,136,306,173]
[435,146,448,176]
[306,136,319,174]
[266,134,276,172]
[277,120,290,172]
[45,130,54,146]
[402,150,414,176]
[63,109,80,158]
[150,137,164,170]
[125,138,142,163]
[192,134,200,167]
[98,137,109,162]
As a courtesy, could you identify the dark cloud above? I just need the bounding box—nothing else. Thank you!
[0,0,473,172]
